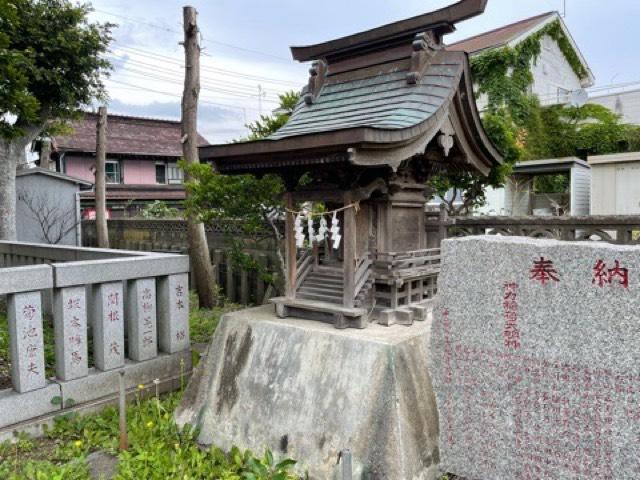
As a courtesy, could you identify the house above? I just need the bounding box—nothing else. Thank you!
[47,112,208,217]
[15,168,92,246]
[448,11,594,108]
[477,158,591,216]
[589,151,640,215]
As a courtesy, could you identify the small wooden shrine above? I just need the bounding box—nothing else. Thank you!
[200,0,502,329]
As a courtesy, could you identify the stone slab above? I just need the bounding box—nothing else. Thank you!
[0,383,62,429]
[175,305,440,480]
[157,274,190,353]
[54,255,189,287]
[0,265,53,295]
[53,287,89,381]
[8,291,46,392]
[92,282,125,371]
[56,352,191,406]
[431,236,640,480]
[126,278,158,361]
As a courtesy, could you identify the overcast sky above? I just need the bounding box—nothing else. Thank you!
[88,0,640,144]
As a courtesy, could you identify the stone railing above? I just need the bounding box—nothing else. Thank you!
[426,211,640,246]
[0,241,191,435]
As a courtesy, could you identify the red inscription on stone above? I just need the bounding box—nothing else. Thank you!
[530,257,559,285]
[502,282,520,349]
[71,351,83,365]
[107,292,120,306]
[109,341,121,356]
[66,298,81,310]
[22,304,37,321]
[592,259,629,288]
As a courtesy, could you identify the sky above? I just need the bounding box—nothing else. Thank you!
[87,0,640,144]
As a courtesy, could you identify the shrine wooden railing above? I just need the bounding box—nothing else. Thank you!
[426,211,640,246]
[0,241,191,435]
[294,249,313,292]
[353,253,373,302]
[373,249,441,308]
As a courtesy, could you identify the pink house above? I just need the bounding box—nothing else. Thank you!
[49,112,208,217]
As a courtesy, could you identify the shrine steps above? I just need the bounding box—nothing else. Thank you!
[297,269,344,304]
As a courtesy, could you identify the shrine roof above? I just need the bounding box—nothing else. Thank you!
[268,53,461,140]
[200,0,502,176]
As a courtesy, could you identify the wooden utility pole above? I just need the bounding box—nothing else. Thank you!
[182,5,216,308]
[95,106,109,248]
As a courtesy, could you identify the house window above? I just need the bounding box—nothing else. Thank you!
[156,163,167,184]
[105,160,121,184]
[167,162,184,184]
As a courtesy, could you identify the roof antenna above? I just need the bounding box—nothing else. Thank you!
[562,0,567,18]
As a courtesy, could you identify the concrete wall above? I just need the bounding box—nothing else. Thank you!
[16,175,80,246]
[589,88,640,125]
[591,153,640,215]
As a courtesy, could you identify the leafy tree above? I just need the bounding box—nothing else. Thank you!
[184,91,300,296]
[0,0,112,239]
[141,200,179,219]
[242,91,299,141]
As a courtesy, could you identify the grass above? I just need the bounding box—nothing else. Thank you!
[0,391,300,479]
[188,293,242,345]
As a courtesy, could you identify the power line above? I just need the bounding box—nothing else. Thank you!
[93,8,292,63]
[106,79,265,113]
[114,64,280,101]
[112,44,302,87]
[108,56,283,98]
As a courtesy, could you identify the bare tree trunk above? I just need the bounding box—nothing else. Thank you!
[0,139,19,240]
[182,5,216,308]
[95,106,109,248]
[40,138,52,171]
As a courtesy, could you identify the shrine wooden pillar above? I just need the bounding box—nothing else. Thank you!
[284,192,297,299]
[343,191,356,309]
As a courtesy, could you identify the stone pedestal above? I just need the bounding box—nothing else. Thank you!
[175,305,440,480]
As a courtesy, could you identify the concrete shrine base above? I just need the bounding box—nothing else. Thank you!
[175,305,440,480]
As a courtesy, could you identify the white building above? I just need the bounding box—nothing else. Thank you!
[589,87,640,125]
[448,11,594,109]
[589,152,640,215]
[477,158,591,217]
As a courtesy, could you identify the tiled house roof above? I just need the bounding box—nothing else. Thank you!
[447,11,555,54]
[53,113,208,157]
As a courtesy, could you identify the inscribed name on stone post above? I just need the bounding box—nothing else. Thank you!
[430,236,640,480]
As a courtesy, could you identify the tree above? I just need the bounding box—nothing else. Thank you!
[183,91,300,296]
[0,0,112,240]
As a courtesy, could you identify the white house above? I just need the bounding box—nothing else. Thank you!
[448,11,594,108]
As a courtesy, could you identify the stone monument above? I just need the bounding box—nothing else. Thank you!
[431,236,640,479]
